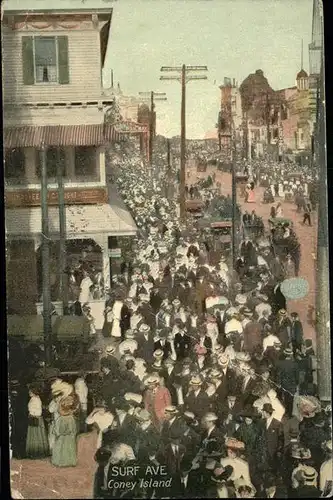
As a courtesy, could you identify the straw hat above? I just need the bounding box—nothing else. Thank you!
[301,465,318,485]
[278,309,287,316]
[153,349,164,360]
[136,409,151,422]
[145,375,159,386]
[203,412,218,422]
[139,323,150,333]
[292,446,311,460]
[218,354,229,367]
[125,330,135,340]
[189,375,203,386]
[164,406,178,416]
[124,393,143,405]
[105,345,116,355]
[234,478,256,497]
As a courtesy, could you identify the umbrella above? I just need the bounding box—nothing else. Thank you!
[280,278,309,300]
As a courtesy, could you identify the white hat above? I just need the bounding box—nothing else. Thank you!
[153,349,164,359]
[125,330,135,340]
[105,345,115,354]
[203,412,218,422]
[136,409,151,422]
[218,354,229,366]
[124,393,143,405]
[234,478,256,497]
[189,375,203,386]
[164,406,178,415]
[325,440,332,452]
[139,323,150,333]
[145,375,160,385]
[235,294,247,305]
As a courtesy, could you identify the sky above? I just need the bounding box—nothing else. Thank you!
[4,0,314,138]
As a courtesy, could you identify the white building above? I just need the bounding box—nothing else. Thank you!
[3,7,137,315]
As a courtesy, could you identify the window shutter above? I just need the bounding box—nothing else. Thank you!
[22,36,35,85]
[57,36,69,84]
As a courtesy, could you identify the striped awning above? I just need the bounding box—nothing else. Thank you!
[4,124,121,148]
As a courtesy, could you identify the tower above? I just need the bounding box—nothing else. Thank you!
[308,0,324,129]
[296,40,309,91]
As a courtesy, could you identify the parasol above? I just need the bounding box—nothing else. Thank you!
[280,278,309,300]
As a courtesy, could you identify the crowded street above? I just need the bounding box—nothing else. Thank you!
[5,0,331,499]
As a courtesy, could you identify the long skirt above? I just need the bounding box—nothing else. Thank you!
[26,417,49,458]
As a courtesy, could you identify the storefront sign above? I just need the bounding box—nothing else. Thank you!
[5,187,108,207]
[108,248,121,258]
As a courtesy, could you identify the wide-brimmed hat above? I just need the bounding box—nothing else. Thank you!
[292,446,311,460]
[105,345,116,354]
[301,465,318,484]
[125,330,135,340]
[218,354,229,366]
[209,368,222,379]
[124,393,142,405]
[236,352,251,363]
[278,309,287,316]
[164,406,178,416]
[189,375,203,386]
[242,307,253,316]
[234,478,256,497]
[203,412,218,422]
[262,403,274,414]
[139,323,150,333]
[211,465,234,483]
[235,294,247,305]
[136,409,151,422]
[153,349,164,359]
[145,375,159,385]
[284,346,293,357]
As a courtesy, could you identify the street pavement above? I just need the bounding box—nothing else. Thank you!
[11,430,98,499]
[188,166,318,344]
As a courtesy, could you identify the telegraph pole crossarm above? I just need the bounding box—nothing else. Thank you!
[160,64,208,221]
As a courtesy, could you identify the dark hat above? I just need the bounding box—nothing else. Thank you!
[211,465,234,483]
[240,407,259,419]
[262,403,274,414]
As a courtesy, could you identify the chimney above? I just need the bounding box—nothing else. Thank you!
[111,70,114,88]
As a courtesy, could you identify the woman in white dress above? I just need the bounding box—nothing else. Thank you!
[111,297,123,338]
[276,203,283,218]
[79,270,93,305]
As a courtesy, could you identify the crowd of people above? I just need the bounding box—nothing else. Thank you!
[9,142,331,499]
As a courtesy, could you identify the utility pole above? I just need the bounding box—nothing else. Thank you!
[40,144,52,365]
[57,150,68,315]
[138,91,167,176]
[160,64,208,221]
[315,42,331,404]
[167,138,172,199]
[231,122,237,269]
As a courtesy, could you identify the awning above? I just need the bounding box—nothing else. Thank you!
[4,124,120,148]
[6,202,137,238]
[7,315,90,342]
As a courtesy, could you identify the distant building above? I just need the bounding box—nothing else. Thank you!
[218,77,243,154]
[276,69,312,153]
[239,69,281,159]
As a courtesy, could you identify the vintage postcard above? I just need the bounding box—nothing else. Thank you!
[3,0,331,498]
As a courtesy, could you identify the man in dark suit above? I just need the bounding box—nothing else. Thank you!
[290,312,304,354]
[160,358,178,405]
[261,403,284,473]
[149,287,163,314]
[136,323,155,362]
[120,301,131,339]
[200,412,225,453]
[134,409,160,460]
[183,376,211,421]
[161,406,187,445]
[154,329,173,360]
[174,328,192,360]
[156,435,187,497]
[274,348,299,417]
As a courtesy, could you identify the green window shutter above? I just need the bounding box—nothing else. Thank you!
[22,36,35,85]
[57,36,69,84]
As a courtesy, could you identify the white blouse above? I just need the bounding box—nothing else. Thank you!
[28,395,42,417]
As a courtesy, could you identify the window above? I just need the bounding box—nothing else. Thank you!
[22,36,69,85]
[5,148,26,182]
[75,147,98,180]
[36,147,66,179]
